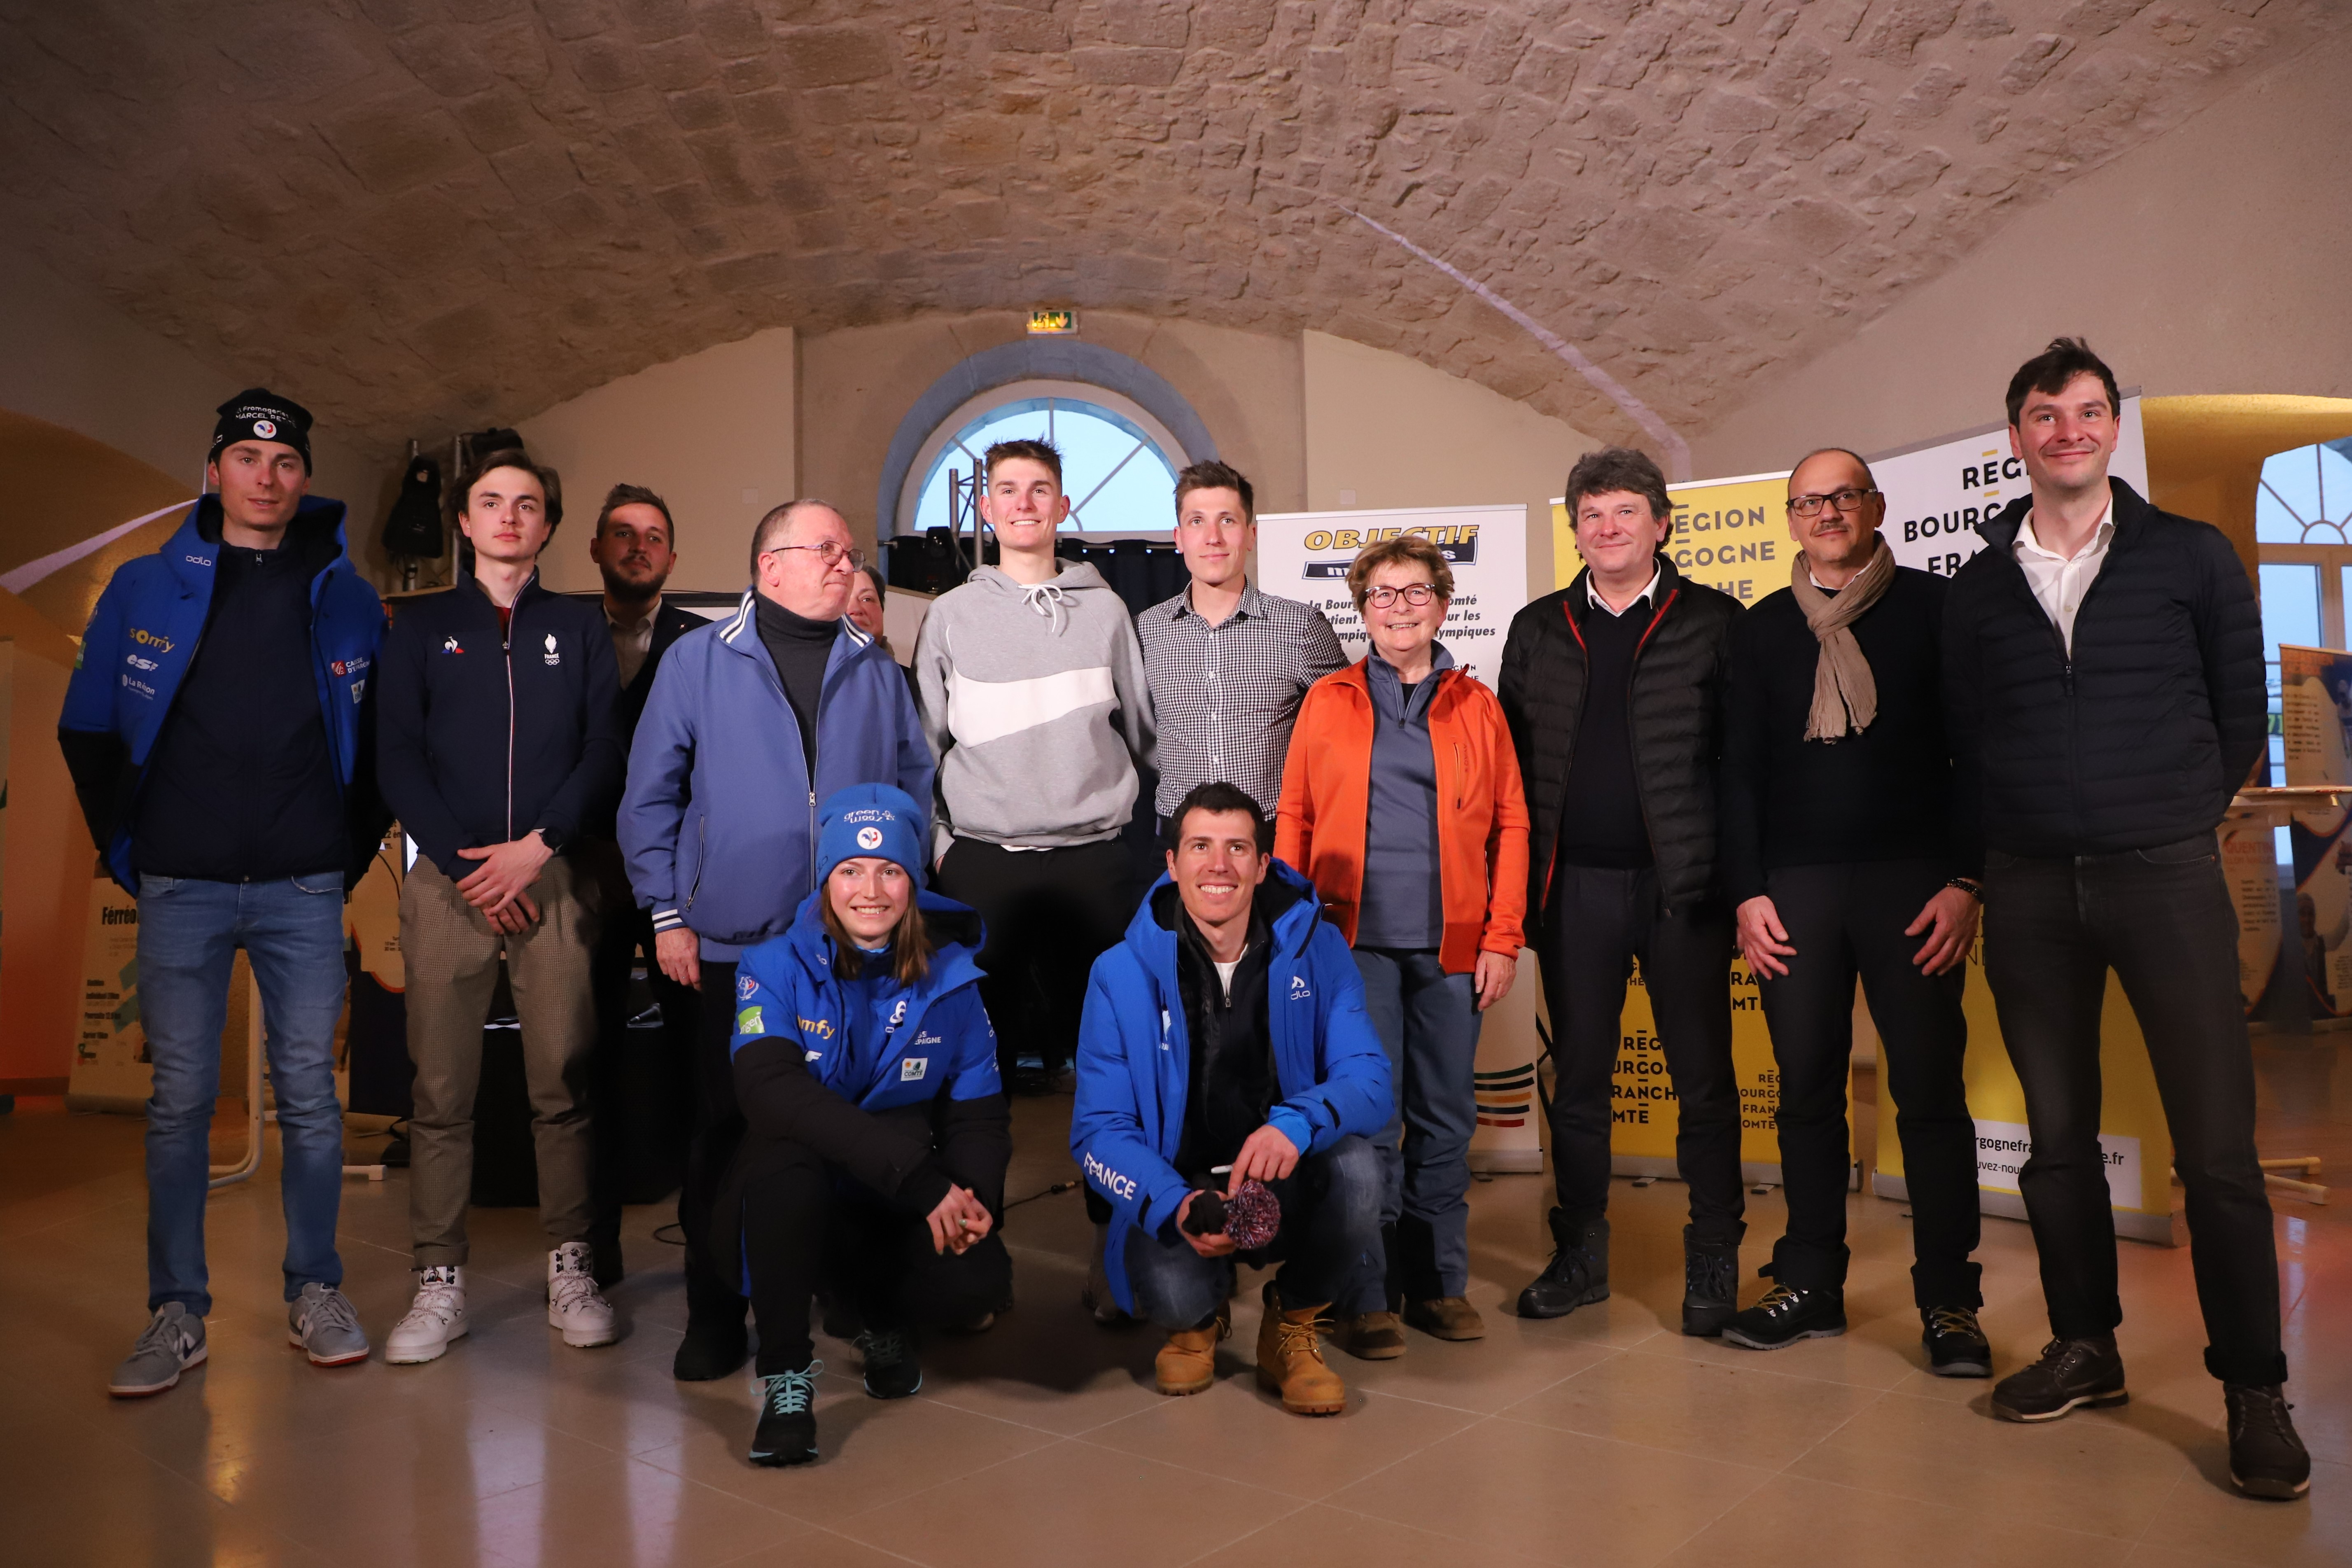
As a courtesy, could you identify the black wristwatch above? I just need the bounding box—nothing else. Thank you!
[537,824,568,854]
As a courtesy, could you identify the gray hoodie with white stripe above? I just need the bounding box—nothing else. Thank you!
[912,562,1156,852]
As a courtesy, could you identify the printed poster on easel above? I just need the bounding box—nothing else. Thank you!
[2277,644,2352,1023]
[66,862,147,1113]
[1258,502,1541,1170]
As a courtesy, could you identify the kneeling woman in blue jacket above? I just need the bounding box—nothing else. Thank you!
[725,784,1010,1468]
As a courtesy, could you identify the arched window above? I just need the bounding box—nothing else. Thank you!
[901,380,1185,537]
[2254,440,2352,780]
[875,339,1217,539]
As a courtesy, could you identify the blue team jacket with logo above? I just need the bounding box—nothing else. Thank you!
[58,496,385,890]
[1070,859,1393,1314]
[729,887,1000,1111]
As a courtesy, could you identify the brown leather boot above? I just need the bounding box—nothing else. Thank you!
[1255,1282,1346,1415]
[1326,1311,1407,1360]
[1403,1297,1486,1341]
[1154,1301,1229,1395]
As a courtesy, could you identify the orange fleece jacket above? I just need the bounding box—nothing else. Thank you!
[1274,659,1530,974]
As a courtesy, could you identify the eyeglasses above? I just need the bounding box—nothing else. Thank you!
[764,541,867,570]
[1363,583,1439,608]
[1785,488,1878,518]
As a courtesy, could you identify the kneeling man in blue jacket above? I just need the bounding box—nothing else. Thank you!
[1073,781,1393,1415]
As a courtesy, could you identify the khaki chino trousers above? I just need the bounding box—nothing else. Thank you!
[401,852,601,1267]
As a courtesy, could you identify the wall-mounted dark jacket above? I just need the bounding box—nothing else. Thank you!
[1941,478,2263,858]
[1497,554,1741,916]
[375,569,623,879]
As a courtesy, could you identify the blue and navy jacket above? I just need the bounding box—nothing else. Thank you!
[1071,859,1394,1313]
[725,889,1008,1253]
[619,589,936,958]
[58,496,386,891]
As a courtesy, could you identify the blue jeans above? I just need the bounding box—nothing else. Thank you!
[1351,947,1482,1304]
[139,874,350,1315]
[1123,1135,1383,1329]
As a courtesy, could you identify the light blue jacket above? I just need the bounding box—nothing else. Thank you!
[618,590,935,957]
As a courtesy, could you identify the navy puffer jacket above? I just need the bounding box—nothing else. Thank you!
[1941,479,2263,858]
[1498,553,1742,915]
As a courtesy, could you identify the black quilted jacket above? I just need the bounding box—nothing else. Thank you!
[1942,479,2264,858]
[1498,554,1742,916]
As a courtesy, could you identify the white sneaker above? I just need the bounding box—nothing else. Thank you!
[548,1243,617,1348]
[384,1266,468,1364]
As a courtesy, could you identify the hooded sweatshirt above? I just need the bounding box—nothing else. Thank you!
[911,561,1155,853]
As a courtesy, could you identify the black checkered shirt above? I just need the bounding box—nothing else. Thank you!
[1137,580,1349,819]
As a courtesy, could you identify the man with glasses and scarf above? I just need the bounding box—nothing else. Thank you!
[1717,448,1989,1373]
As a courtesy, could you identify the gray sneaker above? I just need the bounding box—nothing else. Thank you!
[288,1282,371,1367]
[109,1303,207,1397]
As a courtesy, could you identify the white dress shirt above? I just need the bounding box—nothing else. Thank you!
[2012,502,2114,656]
[1587,565,1662,618]
[606,595,661,688]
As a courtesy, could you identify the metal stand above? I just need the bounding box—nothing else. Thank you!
[2261,1156,2327,1205]
[207,970,390,1190]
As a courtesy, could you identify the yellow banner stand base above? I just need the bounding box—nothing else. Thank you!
[1871,1170,2186,1248]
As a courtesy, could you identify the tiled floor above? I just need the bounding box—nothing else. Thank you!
[2,1034,2348,1568]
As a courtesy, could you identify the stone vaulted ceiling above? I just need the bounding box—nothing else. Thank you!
[1,0,2340,461]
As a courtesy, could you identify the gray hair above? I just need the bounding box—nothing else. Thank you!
[748,497,846,576]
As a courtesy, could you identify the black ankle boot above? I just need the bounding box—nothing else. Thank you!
[2225,1382,2311,1499]
[673,1314,751,1381]
[1516,1209,1608,1319]
[1681,1227,1738,1337]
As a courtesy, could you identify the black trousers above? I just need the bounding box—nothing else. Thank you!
[680,957,749,1328]
[1983,838,2284,1385]
[742,1144,1012,1374]
[583,845,698,1271]
[1755,860,1979,1305]
[933,837,1134,1083]
[1538,864,1744,1242]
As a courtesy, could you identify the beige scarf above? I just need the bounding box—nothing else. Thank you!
[1789,541,1895,742]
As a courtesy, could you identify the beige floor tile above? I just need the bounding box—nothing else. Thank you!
[1078,1372,1484,1500]
[1497,1347,1885,1469]
[1787,1388,2192,1540]
[906,1295,1175,1436]
[1188,1502,1555,1568]
[635,1375,1059,1524]
[7,1065,2351,1568]
[469,1459,810,1568]
[1653,1472,2136,1568]
[1635,1308,1945,1391]
[0,1409,322,1568]
[2131,1457,2350,1566]
[721,1526,960,1568]
[1323,1414,1775,1566]
[471,1339,741,1457]
[833,1437,1304,1568]
[1327,1314,1624,1413]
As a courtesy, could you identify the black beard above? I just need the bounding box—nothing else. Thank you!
[601,569,661,608]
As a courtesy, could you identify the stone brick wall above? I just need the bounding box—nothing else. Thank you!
[0,1,2336,463]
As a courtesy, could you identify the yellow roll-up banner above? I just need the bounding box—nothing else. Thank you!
[1551,466,2177,1237]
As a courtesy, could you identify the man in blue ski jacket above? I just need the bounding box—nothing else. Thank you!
[60,388,386,1396]
[618,498,933,1381]
[1072,781,1391,1416]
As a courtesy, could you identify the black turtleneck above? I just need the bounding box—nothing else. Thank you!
[755,593,838,769]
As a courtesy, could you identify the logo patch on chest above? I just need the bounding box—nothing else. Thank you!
[543,633,560,666]
[900,1057,928,1081]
